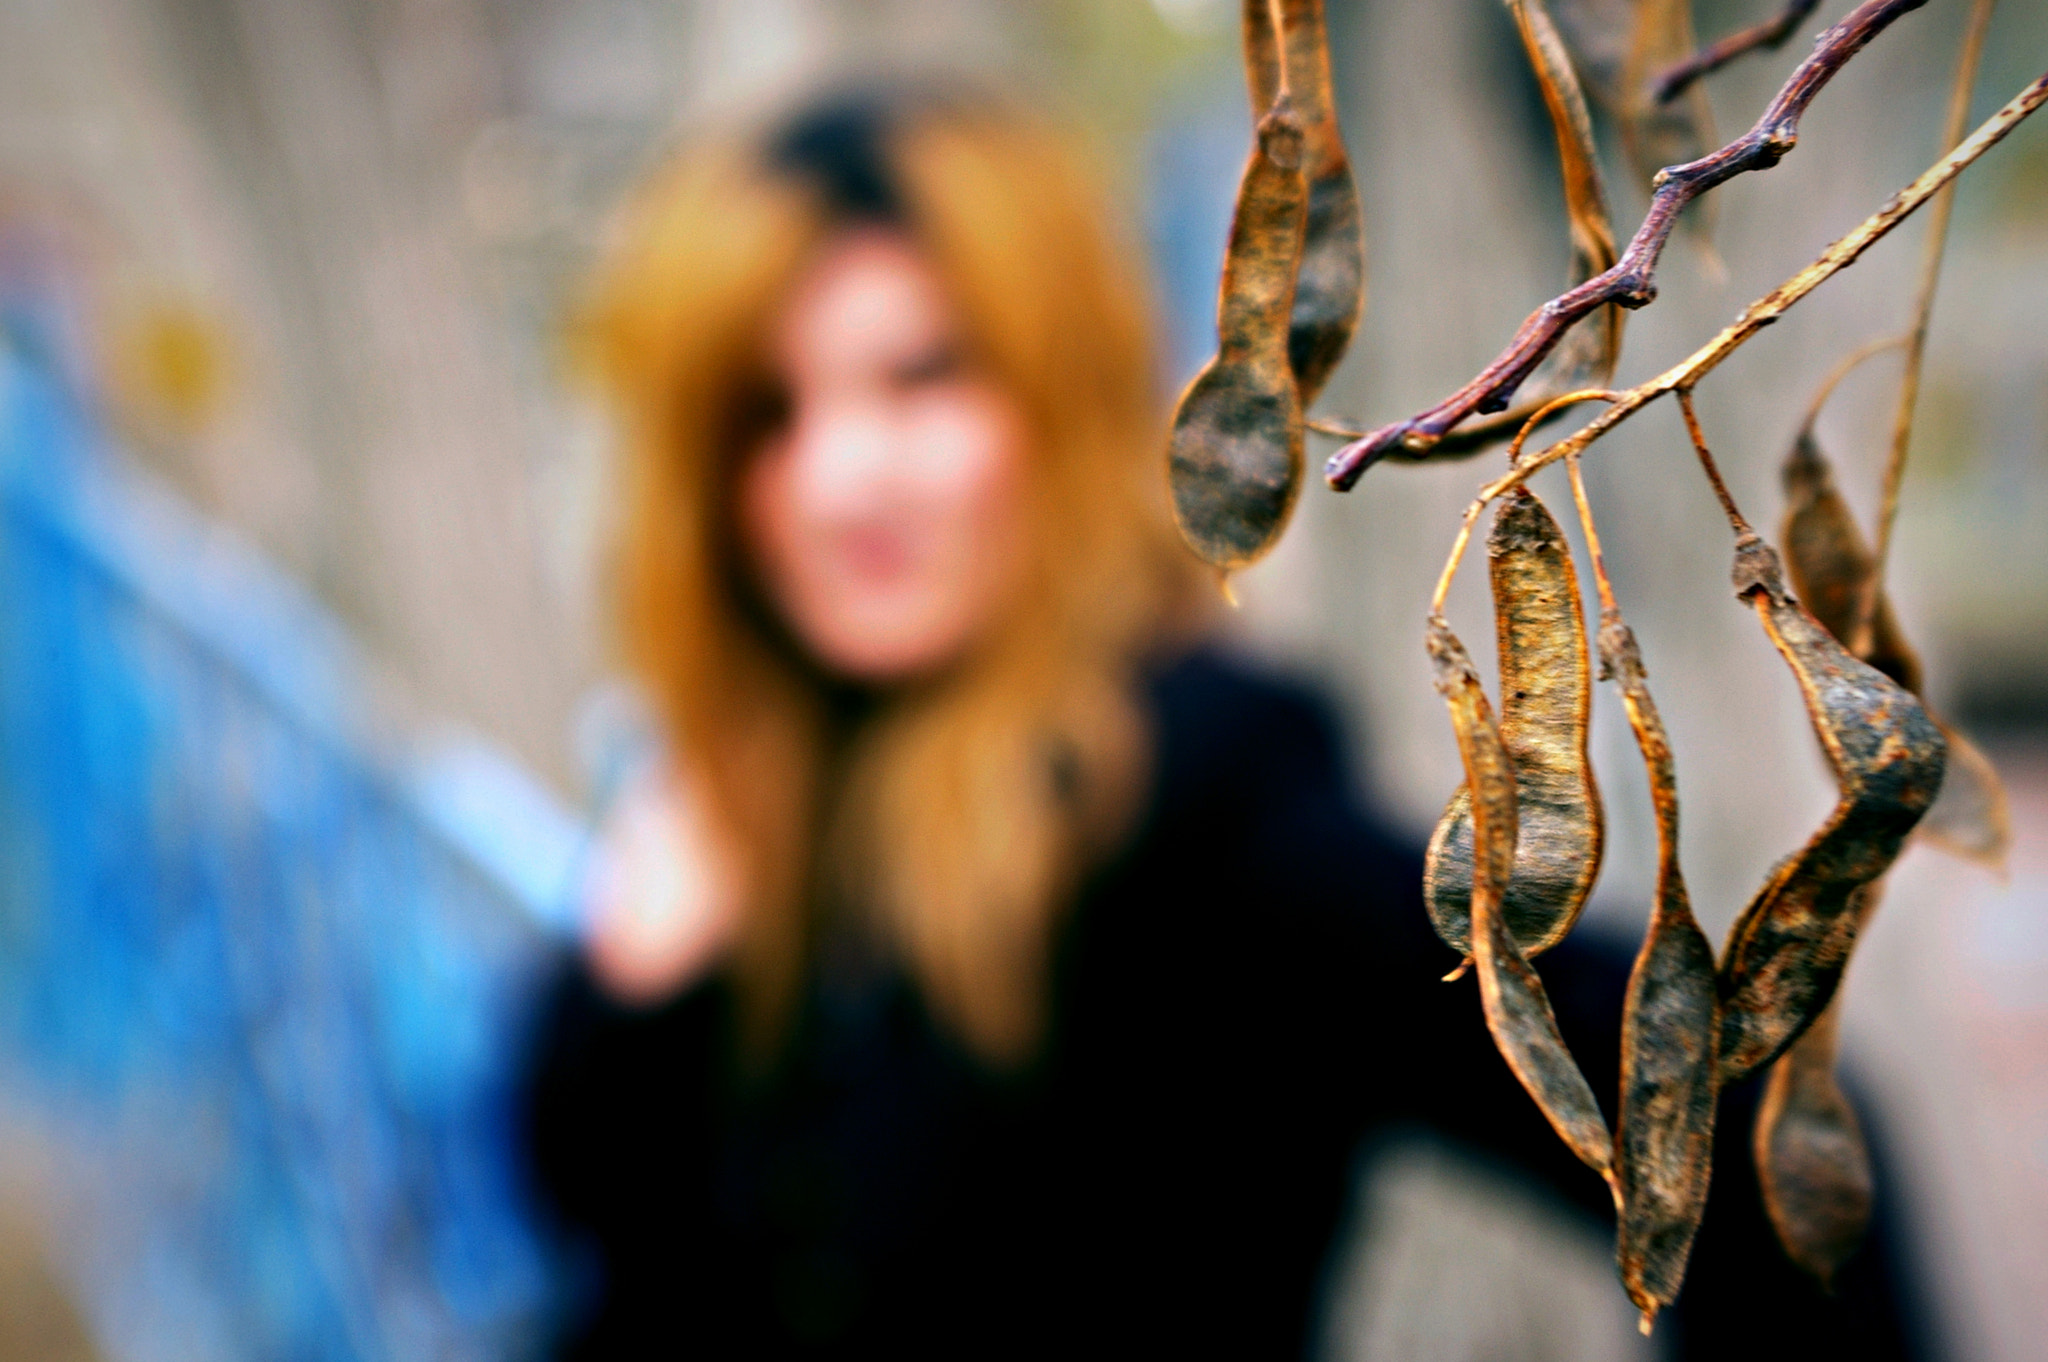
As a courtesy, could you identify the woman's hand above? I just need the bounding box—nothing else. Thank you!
[582,761,741,1006]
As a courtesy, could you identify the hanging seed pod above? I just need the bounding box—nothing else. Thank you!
[1781,428,2011,869]
[1167,100,1310,574]
[1600,613,1719,1333]
[1716,535,1946,1084]
[1764,406,2000,1280]
[1428,615,1616,1183]
[1426,491,1604,958]
[1434,0,1625,456]
[1558,450,1715,1330]
[1242,0,1363,404]
[1753,886,1879,1287]
[1781,429,1922,691]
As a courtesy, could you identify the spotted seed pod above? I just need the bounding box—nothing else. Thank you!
[1426,492,1604,959]
[1716,535,1946,1084]
[1242,0,1363,403]
[1781,429,2009,868]
[1167,101,1309,573]
[1601,613,1719,1334]
[1752,891,1877,1289]
[1429,615,1616,1184]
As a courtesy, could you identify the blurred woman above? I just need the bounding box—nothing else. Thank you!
[522,87,1929,1360]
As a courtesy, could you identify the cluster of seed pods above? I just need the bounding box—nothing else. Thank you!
[1751,358,2010,1284]
[1165,0,2005,1331]
[1419,453,1945,1330]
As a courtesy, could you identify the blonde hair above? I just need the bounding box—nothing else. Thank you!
[587,90,1203,1067]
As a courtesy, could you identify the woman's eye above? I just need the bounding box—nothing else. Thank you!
[888,341,966,390]
[738,382,793,438]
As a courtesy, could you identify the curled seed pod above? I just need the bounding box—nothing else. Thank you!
[1716,536,1947,1084]
[1601,613,1719,1334]
[1782,429,2010,869]
[1426,491,1604,958]
[1431,0,1624,457]
[1243,0,1363,404]
[1754,885,1878,1287]
[1428,615,1616,1183]
[1167,101,1310,573]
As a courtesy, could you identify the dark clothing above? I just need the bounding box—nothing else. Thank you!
[523,650,1933,1359]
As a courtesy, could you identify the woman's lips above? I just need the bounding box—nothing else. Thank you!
[834,524,922,584]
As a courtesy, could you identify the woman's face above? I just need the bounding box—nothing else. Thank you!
[738,226,1031,684]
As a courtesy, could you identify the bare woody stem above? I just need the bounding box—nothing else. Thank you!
[1438,67,2048,544]
[1798,333,1910,434]
[1677,389,1754,537]
[1857,0,1996,654]
[1564,454,1619,617]
[1653,0,1820,105]
[1327,0,1928,491]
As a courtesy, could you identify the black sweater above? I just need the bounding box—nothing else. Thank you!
[523,650,1934,1359]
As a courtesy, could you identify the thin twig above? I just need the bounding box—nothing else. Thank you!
[1564,453,1619,617]
[1509,389,1623,467]
[1429,389,1620,616]
[1857,0,1996,653]
[1432,68,2046,535]
[1677,389,1754,535]
[1306,415,1366,439]
[1428,508,1483,617]
[1798,333,1911,434]
[1326,0,1929,490]
[1653,0,1821,105]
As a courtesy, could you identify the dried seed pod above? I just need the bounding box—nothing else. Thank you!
[1782,428,2010,868]
[1755,1019,1872,1286]
[1781,429,1922,692]
[1426,491,1604,958]
[1601,613,1719,1333]
[1433,0,1624,456]
[1716,535,1946,1084]
[1754,979,1872,1286]
[1428,615,1616,1183]
[1242,0,1363,404]
[1167,102,1310,573]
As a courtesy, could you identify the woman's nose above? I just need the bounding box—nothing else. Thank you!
[785,397,900,510]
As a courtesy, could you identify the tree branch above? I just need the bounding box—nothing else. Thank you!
[1653,0,1820,105]
[1326,0,1927,491]
[1440,67,2046,557]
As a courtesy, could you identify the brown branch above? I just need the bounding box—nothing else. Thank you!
[1653,0,1821,105]
[1443,68,2046,543]
[1857,0,1996,653]
[1326,0,1928,492]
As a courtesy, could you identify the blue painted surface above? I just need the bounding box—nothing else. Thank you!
[0,322,575,1360]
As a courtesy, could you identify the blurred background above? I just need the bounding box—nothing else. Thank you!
[0,0,2043,1357]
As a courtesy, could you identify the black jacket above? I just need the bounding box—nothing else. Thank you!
[523,650,1934,1359]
